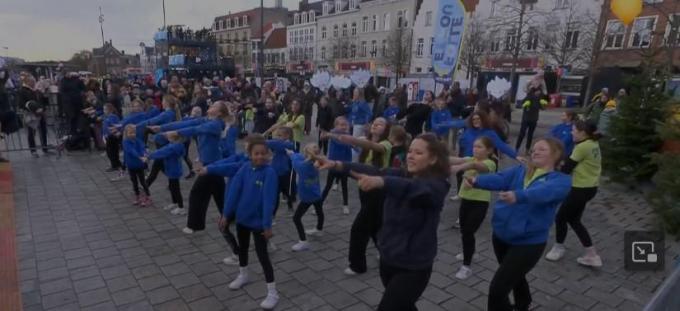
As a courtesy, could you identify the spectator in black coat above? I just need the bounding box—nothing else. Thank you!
[253,96,279,135]
[17,74,50,157]
[316,96,334,155]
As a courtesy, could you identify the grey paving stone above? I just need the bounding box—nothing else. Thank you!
[138,274,171,291]
[178,283,213,303]
[188,296,224,311]
[106,275,139,293]
[111,287,146,306]
[145,286,180,305]
[39,277,73,295]
[131,264,162,280]
[41,290,77,309]
[153,299,190,311]
[73,275,107,293]
[168,272,202,289]
[77,287,112,307]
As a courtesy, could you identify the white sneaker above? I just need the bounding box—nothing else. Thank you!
[545,244,566,261]
[171,207,186,215]
[164,203,177,210]
[222,254,239,266]
[268,241,278,252]
[110,172,126,182]
[332,184,338,191]
[305,228,323,237]
[182,227,194,234]
[342,205,350,215]
[260,293,279,309]
[291,241,310,252]
[450,195,460,201]
[455,253,464,261]
[343,267,359,276]
[451,218,460,229]
[311,209,317,215]
[455,266,473,280]
[577,254,603,267]
[228,273,249,290]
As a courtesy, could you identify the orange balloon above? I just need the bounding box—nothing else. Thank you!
[611,0,643,25]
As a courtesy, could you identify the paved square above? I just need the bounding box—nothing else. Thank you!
[9,110,680,310]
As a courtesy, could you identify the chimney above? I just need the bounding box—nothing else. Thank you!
[122,50,125,55]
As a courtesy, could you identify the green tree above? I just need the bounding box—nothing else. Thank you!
[649,104,680,238]
[602,63,667,183]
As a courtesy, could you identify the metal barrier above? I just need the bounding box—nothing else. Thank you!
[643,263,680,311]
[1,90,65,158]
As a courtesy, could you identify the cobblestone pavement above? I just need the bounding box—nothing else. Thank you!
[9,109,680,311]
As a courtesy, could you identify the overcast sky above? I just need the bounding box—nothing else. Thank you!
[1,0,301,61]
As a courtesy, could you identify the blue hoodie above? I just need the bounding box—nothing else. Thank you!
[206,153,251,215]
[474,165,572,245]
[160,117,205,132]
[122,138,146,170]
[290,153,321,203]
[177,119,224,165]
[346,100,372,126]
[550,123,574,156]
[225,164,278,230]
[341,162,450,270]
[137,109,176,128]
[430,108,454,137]
[328,131,352,162]
[383,106,400,123]
[266,139,295,176]
[118,111,148,131]
[145,106,161,118]
[101,113,120,138]
[444,120,517,158]
[220,125,240,158]
[148,142,185,179]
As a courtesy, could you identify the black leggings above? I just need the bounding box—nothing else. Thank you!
[555,187,598,247]
[378,262,432,311]
[293,200,324,241]
[27,116,48,153]
[168,178,183,208]
[488,235,545,311]
[186,174,225,231]
[221,217,239,255]
[515,120,538,151]
[128,168,149,196]
[236,224,274,283]
[274,172,295,216]
[349,189,384,273]
[321,170,348,206]
[318,131,329,155]
[459,199,489,266]
[183,140,193,172]
[146,159,164,187]
[105,135,122,169]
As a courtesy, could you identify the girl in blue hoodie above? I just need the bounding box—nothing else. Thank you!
[122,124,151,207]
[141,95,181,188]
[316,133,451,311]
[219,134,279,310]
[145,133,185,216]
[382,96,400,124]
[466,137,571,311]
[430,97,454,141]
[266,127,296,216]
[101,103,122,173]
[549,110,576,157]
[163,101,228,234]
[109,99,148,181]
[346,88,372,138]
[320,116,352,214]
[288,144,324,252]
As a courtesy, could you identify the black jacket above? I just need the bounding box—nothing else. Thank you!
[316,105,334,131]
[253,103,279,134]
[16,86,41,112]
[397,103,432,138]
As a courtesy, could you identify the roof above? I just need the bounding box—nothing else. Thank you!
[265,28,287,49]
[214,7,288,21]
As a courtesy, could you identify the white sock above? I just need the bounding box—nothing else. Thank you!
[239,266,249,277]
[267,282,277,294]
[585,246,597,256]
[554,243,565,250]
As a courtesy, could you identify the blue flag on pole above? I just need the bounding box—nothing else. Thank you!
[432,0,466,81]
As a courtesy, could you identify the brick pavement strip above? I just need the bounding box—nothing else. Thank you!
[7,110,680,310]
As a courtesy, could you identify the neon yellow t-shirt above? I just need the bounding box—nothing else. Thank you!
[364,140,392,168]
[278,113,305,143]
[458,158,497,202]
[570,139,601,188]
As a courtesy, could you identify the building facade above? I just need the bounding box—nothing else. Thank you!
[212,6,289,74]
[90,40,140,77]
[139,42,158,74]
[286,0,323,76]
[316,0,419,87]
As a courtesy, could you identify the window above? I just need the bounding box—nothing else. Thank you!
[342,23,348,36]
[336,0,342,13]
[310,11,315,22]
[244,15,249,26]
[629,16,657,48]
[322,26,327,39]
[505,29,517,51]
[425,11,432,26]
[323,1,331,15]
[416,67,422,73]
[333,45,338,58]
[603,20,626,49]
[238,17,243,27]
[363,16,369,32]
[526,28,539,51]
[221,20,226,29]
[333,24,339,37]
[664,14,680,46]
[342,45,348,58]
[384,13,390,30]
[321,46,326,60]
[430,37,434,55]
[416,38,424,57]
[566,30,579,49]
[644,0,663,3]
[350,0,358,9]
[371,40,377,57]
[361,41,367,57]
[351,22,357,36]
[397,11,404,28]
[556,0,569,8]
[382,40,387,56]
[372,15,378,31]
[351,44,357,58]
[302,13,308,24]
[491,0,499,17]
